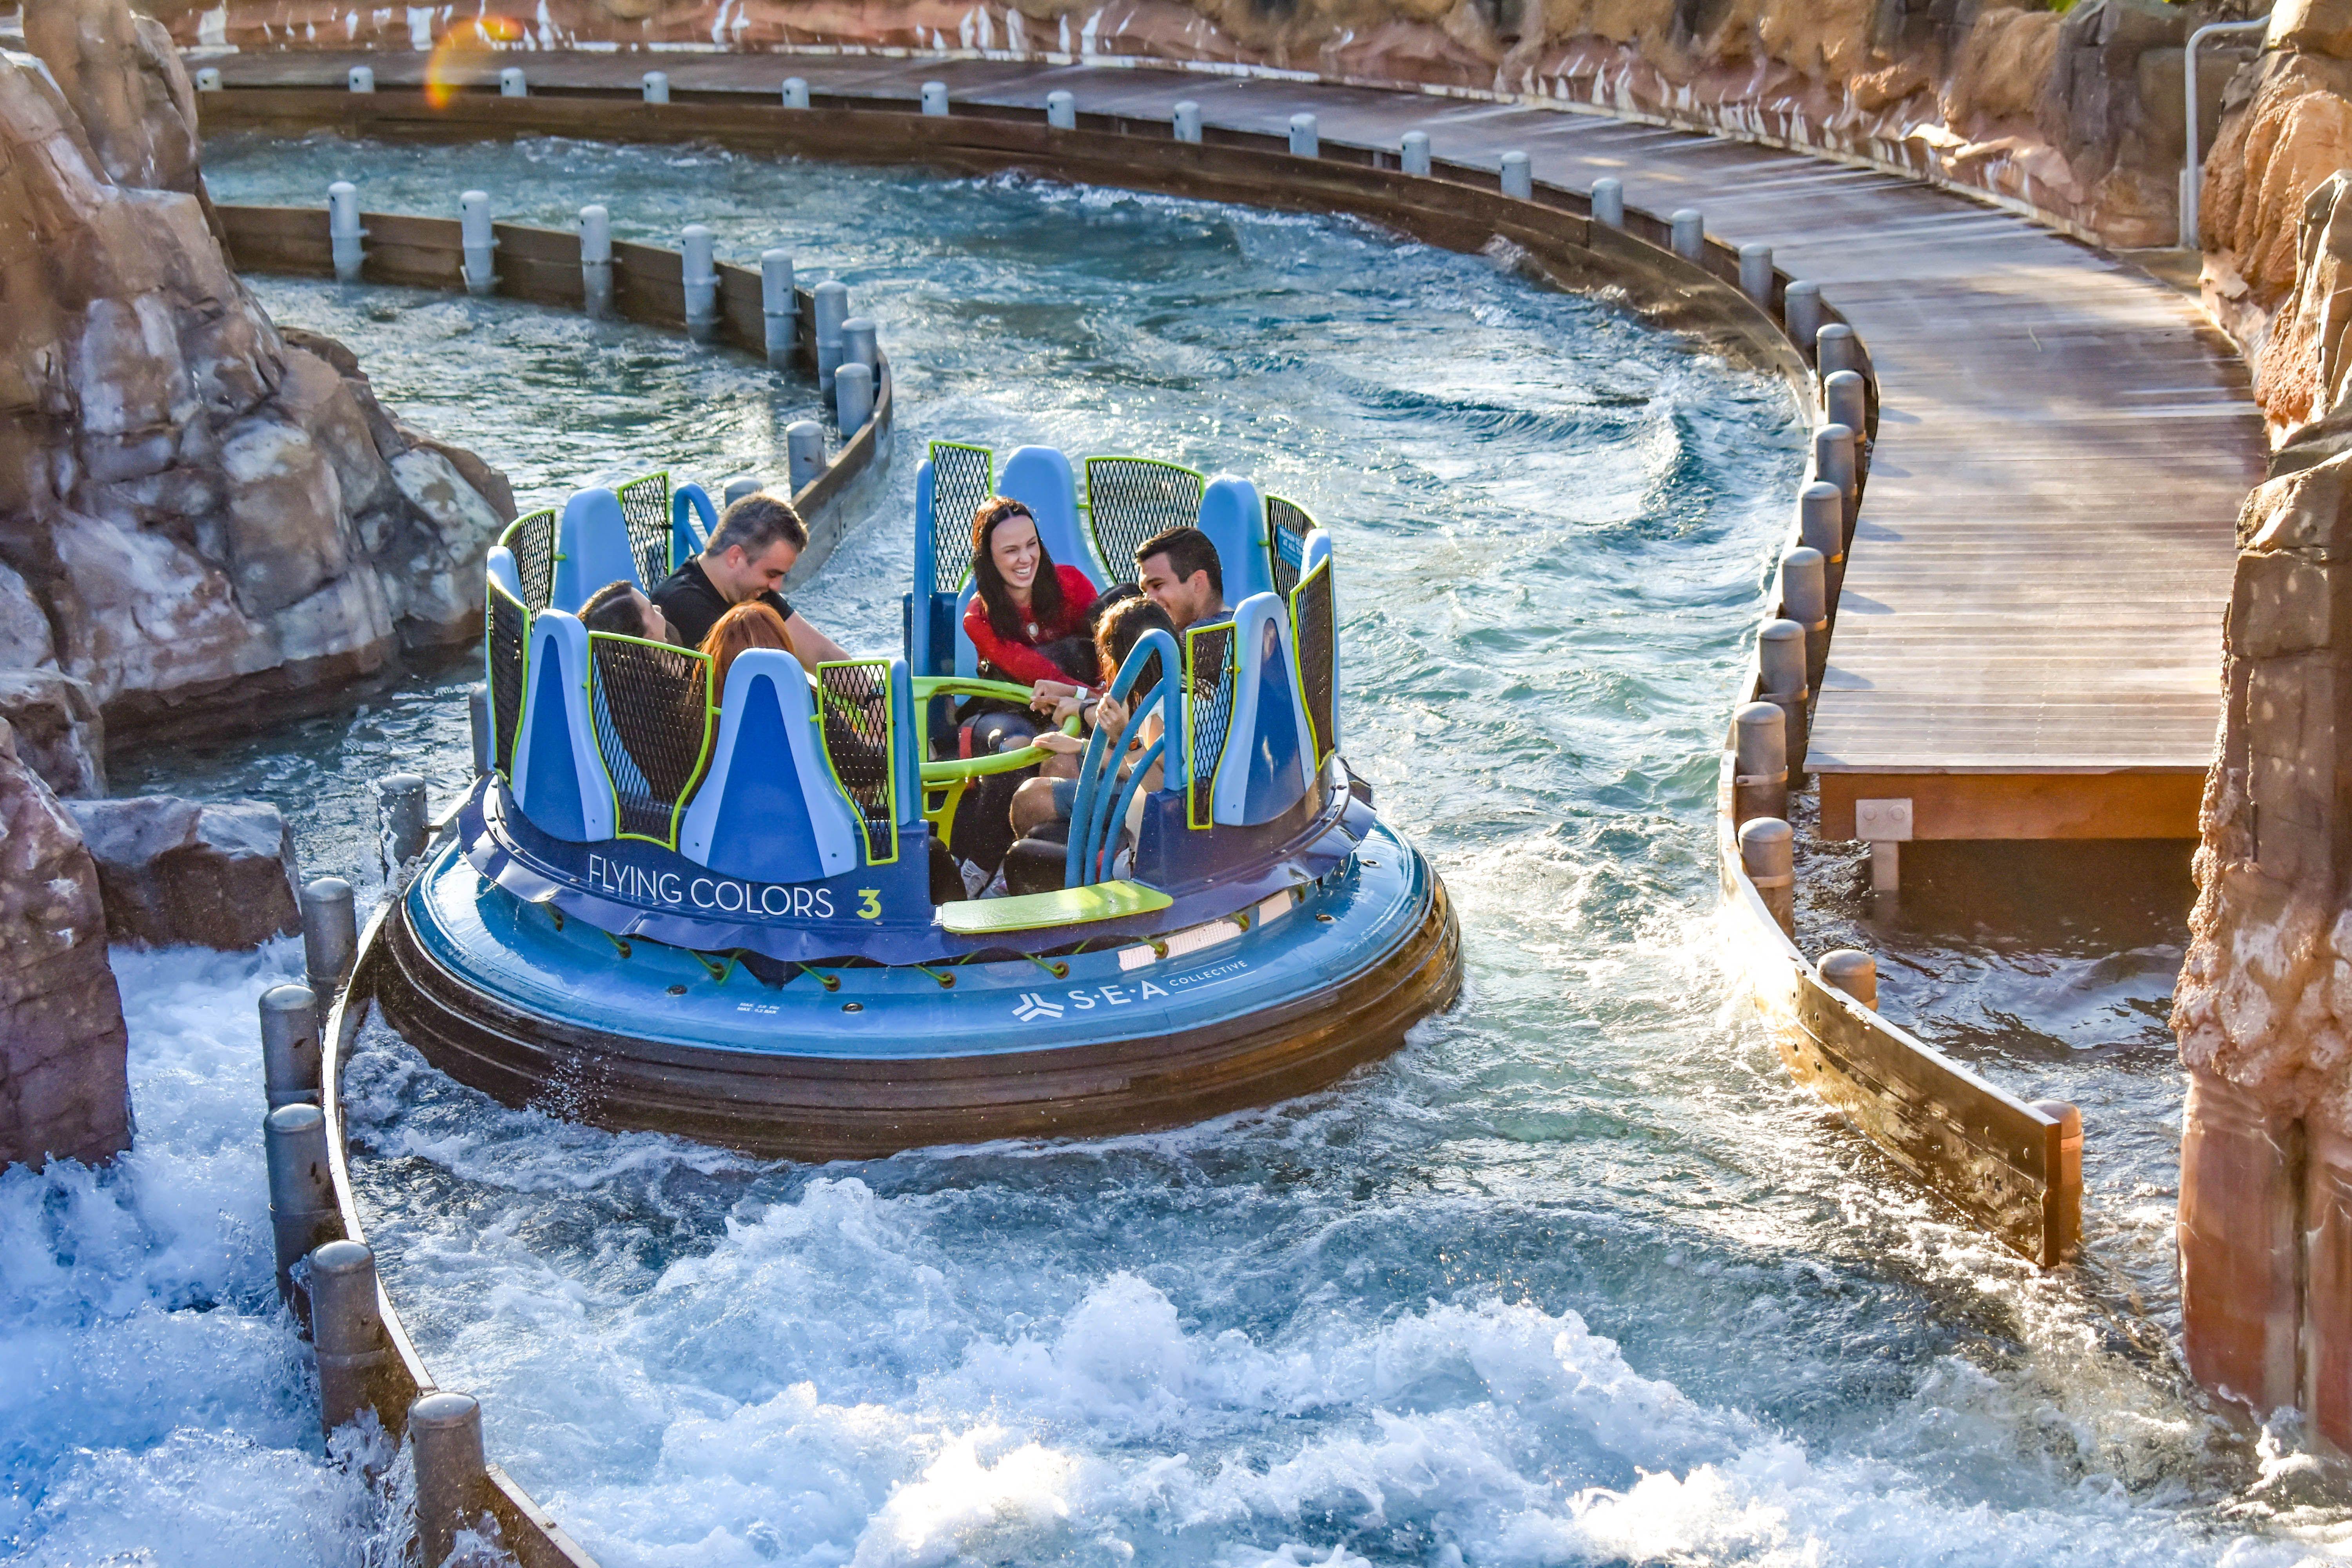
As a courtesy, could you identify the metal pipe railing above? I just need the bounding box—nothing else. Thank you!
[2183,17,2270,249]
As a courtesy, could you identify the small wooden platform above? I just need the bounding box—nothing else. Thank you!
[209,50,2267,839]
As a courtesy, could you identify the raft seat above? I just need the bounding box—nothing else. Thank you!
[512,610,616,842]
[1200,591,1319,829]
[550,487,642,613]
[679,650,865,885]
[511,618,919,884]
[1194,475,1275,605]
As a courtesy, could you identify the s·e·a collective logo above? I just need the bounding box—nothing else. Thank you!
[1011,978,1181,1021]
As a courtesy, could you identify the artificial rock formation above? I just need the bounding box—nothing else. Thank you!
[0,670,109,800]
[2174,443,2352,1446]
[2,0,513,739]
[0,717,129,1170]
[2174,0,2352,437]
[154,0,2218,247]
[0,0,522,1171]
[66,796,301,949]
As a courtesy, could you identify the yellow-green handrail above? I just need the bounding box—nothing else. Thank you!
[911,677,1083,785]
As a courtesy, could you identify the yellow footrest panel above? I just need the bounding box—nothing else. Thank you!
[938,880,1174,935]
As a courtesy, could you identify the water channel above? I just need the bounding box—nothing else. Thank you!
[3,131,2328,1566]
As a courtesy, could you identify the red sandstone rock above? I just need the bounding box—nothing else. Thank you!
[2274,0,2352,62]
[0,715,127,1171]
[2176,438,2352,1446]
[2247,170,2352,437]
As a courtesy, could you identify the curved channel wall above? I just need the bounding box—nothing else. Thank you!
[216,200,893,574]
[203,78,2067,1565]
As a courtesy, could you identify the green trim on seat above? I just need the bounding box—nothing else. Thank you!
[815,658,901,867]
[938,880,1173,935]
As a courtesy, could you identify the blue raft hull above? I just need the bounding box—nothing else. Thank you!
[376,816,1460,1158]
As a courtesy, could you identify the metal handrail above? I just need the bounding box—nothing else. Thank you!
[2182,17,2270,249]
[1063,626,1184,886]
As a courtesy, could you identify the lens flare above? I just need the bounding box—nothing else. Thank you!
[424,17,526,109]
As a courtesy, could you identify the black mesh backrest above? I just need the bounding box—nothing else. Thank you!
[816,661,898,864]
[505,508,557,612]
[1183,620,1236,830]
[929,443,994,594]
[1290,557,1336,769]
[616,470,672,589]
[487,583,529,779]
[587,633,713,846]
[1086,457,1205,584]
[1266,495,1317,599]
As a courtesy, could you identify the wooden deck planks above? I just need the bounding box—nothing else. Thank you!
[208,49,2267,821]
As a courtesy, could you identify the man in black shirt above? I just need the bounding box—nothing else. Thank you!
[650,492,850,671]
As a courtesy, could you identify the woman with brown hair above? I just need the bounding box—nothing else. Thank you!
[962,495,1100,687]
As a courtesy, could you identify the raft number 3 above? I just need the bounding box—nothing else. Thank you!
[857,889,881,920]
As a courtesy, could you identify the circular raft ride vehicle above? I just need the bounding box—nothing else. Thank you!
[378,446,1462,1158]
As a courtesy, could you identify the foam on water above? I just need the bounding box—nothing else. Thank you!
[101,136,2349,1564]
[324,1044,2352,1568]
[0,943,405,1562]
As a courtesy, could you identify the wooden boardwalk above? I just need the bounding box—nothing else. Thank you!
[213,50,2267,840]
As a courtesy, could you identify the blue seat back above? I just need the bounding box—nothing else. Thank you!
[1209,592,1316,828]
[511,610,617,843]
[1196,475,1273,604]
[486,544,525,602]
[999,446,1106,588]
[552,488,643,612]
[953,581,980,679]
[679,650,862,885]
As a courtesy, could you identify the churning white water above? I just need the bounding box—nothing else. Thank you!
[4,133,2341,1564]
[0,944,405,1562]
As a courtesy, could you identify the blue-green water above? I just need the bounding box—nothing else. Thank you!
[3,133,2307,1567]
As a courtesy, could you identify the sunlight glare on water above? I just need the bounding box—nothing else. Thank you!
[58,132,2331,1564]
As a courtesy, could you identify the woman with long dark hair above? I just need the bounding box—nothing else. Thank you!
[963,496,1100,687]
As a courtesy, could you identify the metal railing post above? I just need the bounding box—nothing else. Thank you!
[2182,18,2269,249]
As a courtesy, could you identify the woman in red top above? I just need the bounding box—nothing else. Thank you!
[964,497,1100,688]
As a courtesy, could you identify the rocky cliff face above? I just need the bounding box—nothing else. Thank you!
[2172,439,2352,1448]
[0,715,127,1170]
[3,0,511,739]
[2200,2,2352,435]
[2176,10,2352,1427]
[154,0,2227,248]
[0,0,517,1172]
